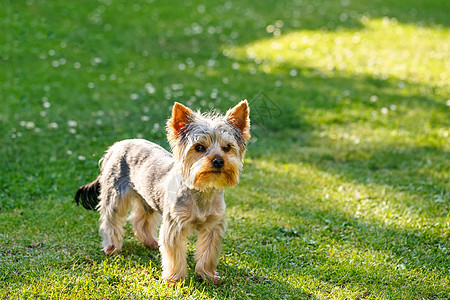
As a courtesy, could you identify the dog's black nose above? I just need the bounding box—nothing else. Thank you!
[212,157,224,169]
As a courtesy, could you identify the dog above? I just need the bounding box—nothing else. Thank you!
[75,100,250,284]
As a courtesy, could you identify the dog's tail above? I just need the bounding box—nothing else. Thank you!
[75,176,100,210]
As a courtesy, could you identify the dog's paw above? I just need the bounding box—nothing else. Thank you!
[165,278,184,286]
[162,274,185,286]
[198,271,222,284]
[143,239,159,249]
[103,245,120,255]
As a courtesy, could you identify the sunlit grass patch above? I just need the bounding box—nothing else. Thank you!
[226,17,449,87]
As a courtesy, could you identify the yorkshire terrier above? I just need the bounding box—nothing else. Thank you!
[75,100,250,284]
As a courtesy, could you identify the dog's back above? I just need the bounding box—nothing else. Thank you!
[75,139,174,211]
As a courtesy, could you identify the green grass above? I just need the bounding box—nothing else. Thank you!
[1,0,449,298]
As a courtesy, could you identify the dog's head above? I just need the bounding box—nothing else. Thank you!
[166,100,250,191]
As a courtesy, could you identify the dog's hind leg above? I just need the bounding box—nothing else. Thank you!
[129,196,161,249]
[98,186,132,255]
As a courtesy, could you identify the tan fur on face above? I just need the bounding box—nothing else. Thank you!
[191,155,241,191]
[178,132,243,191]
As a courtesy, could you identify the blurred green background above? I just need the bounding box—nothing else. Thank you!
[0,0,448,298]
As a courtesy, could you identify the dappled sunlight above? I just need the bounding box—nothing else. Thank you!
[2,0,449,298]
[236,158,448,231]
[225,202,449,298]
[225,17,449,87]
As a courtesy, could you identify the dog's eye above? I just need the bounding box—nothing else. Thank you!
[222,144,231,152]
[195,144,206,152]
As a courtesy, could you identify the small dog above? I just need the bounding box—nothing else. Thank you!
[75,100,250,284]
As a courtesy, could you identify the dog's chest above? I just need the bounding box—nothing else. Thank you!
[190,207,222,230]
[169,185,225,229]
[184,197,225,231]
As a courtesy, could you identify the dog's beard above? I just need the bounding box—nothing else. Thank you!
[182,157,241,191]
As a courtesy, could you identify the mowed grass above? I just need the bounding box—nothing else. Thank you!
[0,0,449,299]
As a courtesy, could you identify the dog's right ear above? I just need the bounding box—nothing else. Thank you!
[167,102,193,139]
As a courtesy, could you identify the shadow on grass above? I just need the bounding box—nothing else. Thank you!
[3,195,447,298]
[240,0,450,33]
[205,45,448,207]
[223,201,449,298]
[248,140,448,211]
[67,233,313,299]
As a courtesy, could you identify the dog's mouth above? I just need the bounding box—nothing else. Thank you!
[198,170,223,176]
[192,167,239,190]
[208,170,222,174]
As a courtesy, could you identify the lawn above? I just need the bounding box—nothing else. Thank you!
[1,0,449,299]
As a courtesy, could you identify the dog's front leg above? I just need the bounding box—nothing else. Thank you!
[159,215,188,285]
[195,219,226,284]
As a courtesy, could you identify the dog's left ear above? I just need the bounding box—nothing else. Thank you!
[226,99,251,142]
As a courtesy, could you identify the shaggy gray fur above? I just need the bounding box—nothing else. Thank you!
[75,100,250,284]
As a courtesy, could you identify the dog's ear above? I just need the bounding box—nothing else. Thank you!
[167,102,193,137]
[226,99,251,142]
